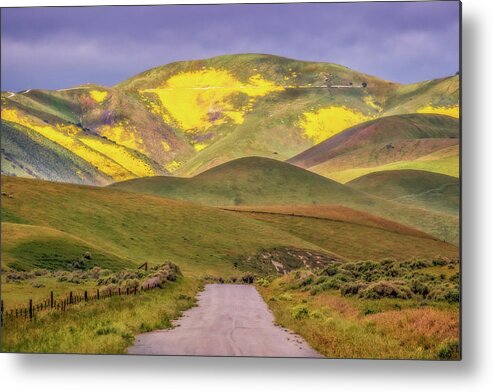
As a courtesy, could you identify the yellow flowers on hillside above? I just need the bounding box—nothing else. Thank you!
[1,108,157,180]
[99,122,144,153]
[363,96,382,112]
[89,90,108,103]
[299,106,373,144]
[417,105,460,118]
[79,137,155,177]
[142,69,283,134]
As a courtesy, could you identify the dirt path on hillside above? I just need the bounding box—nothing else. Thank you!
[127,284,323,357]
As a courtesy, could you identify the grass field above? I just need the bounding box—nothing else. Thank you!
[1,175,334,277]
[317,145,459,183]
[258,262,459,359]
[2,276,200,354]
[228,209,458,262]
[111,157,459,244]
[348,170,459,215]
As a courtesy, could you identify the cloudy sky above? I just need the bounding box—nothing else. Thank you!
[1,1,460,91]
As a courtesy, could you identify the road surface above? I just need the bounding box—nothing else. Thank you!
[128,284,323,357]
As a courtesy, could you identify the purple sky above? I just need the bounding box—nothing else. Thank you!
[1,1,460,92]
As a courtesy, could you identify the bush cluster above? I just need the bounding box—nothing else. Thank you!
[286,257,459,303]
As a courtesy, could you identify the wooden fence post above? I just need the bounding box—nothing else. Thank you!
[29,299,33,319]
[97,289,100,300]
[69,291,73,304]
[126,288,129,295]
[85,291,88,301]
[118,288,121,295]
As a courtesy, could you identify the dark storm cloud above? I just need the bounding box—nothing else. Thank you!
[1,1,460,91]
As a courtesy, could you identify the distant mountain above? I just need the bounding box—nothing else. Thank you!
[1,54,459,184]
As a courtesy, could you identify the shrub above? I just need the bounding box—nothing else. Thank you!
[432,257,449,266]
[410,279,430,298]
[309,310,324,319]
[278,293,293,301]
[323,266,338,276]
[255,277,270,287]
[32,281,45,288]
[408,259,431,270]
[340,282,368,296]
[241,273,255,284]
[360,281,413,299]
[33,268,48,276]
[291,305,309,320]
[444,289,460,303]
[437,340,460,360]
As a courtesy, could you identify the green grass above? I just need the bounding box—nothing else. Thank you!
[2,222,135,271]
[1,276,200,354]
[258,265,460,359]
[383,75,459,116]
[321,147,459,183]
[1,175,329,276]
[348,170,459,215]
[111,156,459,244]
[287,113,459,169]
[232,211,458,262]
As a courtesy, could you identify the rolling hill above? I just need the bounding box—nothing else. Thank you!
[111,157,459,244]
[287,113,459,182]
[1,54,459,183]
[347,170,459,215]
[1,176,458,275]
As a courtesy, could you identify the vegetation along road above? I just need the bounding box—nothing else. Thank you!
[128,284,323,357]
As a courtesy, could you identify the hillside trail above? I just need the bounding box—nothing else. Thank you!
[128,284,323,357]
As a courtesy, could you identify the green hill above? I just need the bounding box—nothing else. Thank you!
[1,176,458,275]
[111,157,459,244]
[347,170,459,215]
[2,222,135,271]
[1,175,335,275]
[287,113,459,182]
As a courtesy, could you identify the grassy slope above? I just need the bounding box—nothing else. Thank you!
[1,175,333,276]
[2,56,459,182]
[1,120,110,184]
[287,113,459,168]
[322,145,459,183]
[259,272,459,359]
[382,75,459,116]
[3,54,398,180]
[226,210,457,261]
[1,94,168,184]
[2,276,200,354]
[1,222,135,271]
[111,157,459,244]
[347,170,459,215]
[223,204,432,238]
[124,54,395,176]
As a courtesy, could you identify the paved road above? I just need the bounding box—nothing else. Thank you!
[128,284,323,357]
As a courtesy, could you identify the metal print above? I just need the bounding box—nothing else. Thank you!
[0,1,461,359]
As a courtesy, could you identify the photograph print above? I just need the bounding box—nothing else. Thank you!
[0,0,461,359]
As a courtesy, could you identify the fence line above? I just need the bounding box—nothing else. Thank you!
[1,282,156,326]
